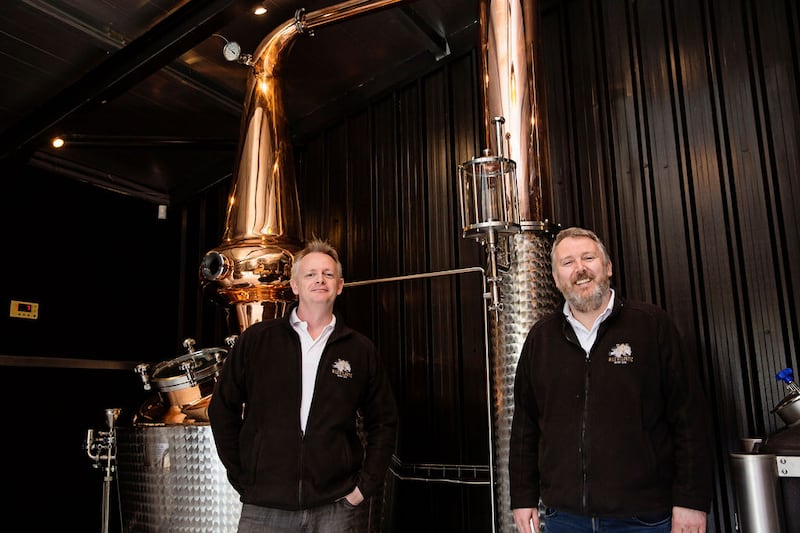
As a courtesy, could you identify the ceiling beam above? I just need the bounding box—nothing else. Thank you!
[28,152,172,205]
[0,0,240,162]
[398,5,450,60]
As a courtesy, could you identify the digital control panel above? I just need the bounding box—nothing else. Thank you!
[10,300,39,319]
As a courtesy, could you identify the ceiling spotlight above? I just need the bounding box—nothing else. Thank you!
[51,136,65,149]
[254,4,267,16]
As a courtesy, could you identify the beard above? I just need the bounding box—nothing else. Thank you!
[559,273,610,313]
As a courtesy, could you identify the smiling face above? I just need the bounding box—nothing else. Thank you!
[552,235,613,314]
[290,251,344,309]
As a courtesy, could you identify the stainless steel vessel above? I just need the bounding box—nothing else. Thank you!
[488,228,559,532]
[730,368,800,533]
[116,424,242,533]
[117,339,239,532]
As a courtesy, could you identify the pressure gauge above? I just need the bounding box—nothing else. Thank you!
[223,41,241,61]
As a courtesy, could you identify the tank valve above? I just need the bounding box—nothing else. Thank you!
[776,368,800,396]
[134,363,152,391]
[183,338,197,353]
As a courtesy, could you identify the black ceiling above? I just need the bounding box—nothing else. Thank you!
[0,0,478,205]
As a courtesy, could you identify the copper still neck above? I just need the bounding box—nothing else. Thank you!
[200,0,407,333]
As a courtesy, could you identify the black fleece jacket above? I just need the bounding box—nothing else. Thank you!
[208,307,398,510]
[509,295,713,517]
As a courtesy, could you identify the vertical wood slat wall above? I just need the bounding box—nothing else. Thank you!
[184,0,798,530]
[292,51,495,530]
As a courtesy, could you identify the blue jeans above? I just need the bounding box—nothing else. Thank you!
[544,508,672,533]
[237,500,360,533]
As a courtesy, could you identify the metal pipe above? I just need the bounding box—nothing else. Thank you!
[344,266,485,287]
[485,228,503,313]
[85,408,121,533]
[297,0,404,33]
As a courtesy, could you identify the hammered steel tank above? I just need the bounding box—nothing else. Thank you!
[117,338,241,532]
[115,2,408,531]
[488,228,560,532]
[115,424,243,532]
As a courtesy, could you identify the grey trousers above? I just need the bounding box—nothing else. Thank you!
[236,500,363,533]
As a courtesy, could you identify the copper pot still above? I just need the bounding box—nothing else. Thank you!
[472,0,560,531]
[114,2,415,531]
[198,0,408,335]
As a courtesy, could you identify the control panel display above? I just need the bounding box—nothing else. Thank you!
[10,300,39,319]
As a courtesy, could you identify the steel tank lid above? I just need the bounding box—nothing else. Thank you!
[759,423,800,455]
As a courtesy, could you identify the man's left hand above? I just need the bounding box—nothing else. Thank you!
[345,486,364,506]
[671,506,706,533]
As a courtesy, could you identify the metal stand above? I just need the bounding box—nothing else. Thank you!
[85,408,121,533]
[457,115,525,532]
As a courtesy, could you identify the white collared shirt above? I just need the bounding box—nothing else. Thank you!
[290,308,336,432]
[563,289,615,356]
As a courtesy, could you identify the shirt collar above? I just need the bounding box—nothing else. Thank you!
[289,307,337,330]
[562,288,615,329]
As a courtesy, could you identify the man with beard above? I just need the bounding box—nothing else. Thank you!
[509,227,713,533]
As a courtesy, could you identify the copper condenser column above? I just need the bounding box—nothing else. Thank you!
[469,0,560,531]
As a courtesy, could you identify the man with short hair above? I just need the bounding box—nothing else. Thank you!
[209,238,398,532]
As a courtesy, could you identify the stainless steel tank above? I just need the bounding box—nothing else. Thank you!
[116,425,242,533]
[116,340,239,531]
[489,227,559,532]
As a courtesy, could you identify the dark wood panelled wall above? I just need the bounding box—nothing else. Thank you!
[194,0,800,530]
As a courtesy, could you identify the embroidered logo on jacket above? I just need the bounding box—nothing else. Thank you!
[332,359,353,378]
[608,343,634,364]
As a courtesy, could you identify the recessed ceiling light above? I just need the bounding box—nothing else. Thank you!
[254,4,267,16]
